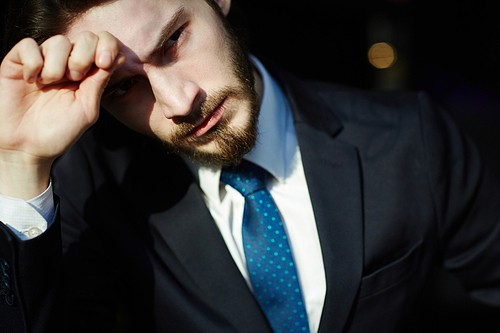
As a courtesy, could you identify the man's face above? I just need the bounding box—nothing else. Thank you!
[67,0,262,166]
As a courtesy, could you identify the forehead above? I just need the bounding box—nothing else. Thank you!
[67,0,187,53]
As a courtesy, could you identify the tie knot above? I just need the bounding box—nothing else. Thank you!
[221,160,268,196]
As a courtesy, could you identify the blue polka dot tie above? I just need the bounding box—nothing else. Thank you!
[221,160,310,333]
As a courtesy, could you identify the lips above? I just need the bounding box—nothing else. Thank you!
[188,98,226,138]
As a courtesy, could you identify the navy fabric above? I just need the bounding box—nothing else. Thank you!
[221,160,310,333]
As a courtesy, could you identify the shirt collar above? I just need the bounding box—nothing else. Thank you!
[188,56,293,202]
[244,55,289,182]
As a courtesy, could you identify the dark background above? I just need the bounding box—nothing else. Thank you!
[230,0,500,175]
[2,0,500,331]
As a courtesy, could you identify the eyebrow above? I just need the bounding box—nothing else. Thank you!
[102,6,186,97]
[146,6,186,62]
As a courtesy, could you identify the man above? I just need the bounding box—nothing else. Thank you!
[1,0,500,332]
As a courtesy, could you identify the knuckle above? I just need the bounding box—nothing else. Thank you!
[16,39,43,70]
[49,34,67,42]
[97,31,119,49]
[97,30,113,40]
[47,35,71,47]
[42,35,72,55]
[17,38,39,55]
[68,56,91,71]
[18,37,37,48]
[75,31,99,45]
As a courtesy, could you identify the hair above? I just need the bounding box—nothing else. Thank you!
[1,0,231,60]
[2,0,113,58]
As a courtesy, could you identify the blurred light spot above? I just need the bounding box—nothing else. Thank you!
[368,42,397,69]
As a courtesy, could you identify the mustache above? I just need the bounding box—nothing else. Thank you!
[171,87,241,139]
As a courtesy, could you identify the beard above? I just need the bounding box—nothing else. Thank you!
[159,8,260,167]
[163,86,259,166]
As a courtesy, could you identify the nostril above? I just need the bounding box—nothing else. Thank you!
[170,105,203,125]
[171,115,189,125]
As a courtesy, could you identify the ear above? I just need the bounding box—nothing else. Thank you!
[213,0,231,17]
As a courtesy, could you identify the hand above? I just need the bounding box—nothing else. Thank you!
[0,32,125,199]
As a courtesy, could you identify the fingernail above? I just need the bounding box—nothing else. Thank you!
[98,51,112,68]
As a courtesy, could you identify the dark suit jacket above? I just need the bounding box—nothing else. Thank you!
[2,65,500,332]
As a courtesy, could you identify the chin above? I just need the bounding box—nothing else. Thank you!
[160,117,258,167]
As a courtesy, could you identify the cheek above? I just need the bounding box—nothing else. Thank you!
[102,93,160,137]
[146,108,177,138]
[186,22,235,85]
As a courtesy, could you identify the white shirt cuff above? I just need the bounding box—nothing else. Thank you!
[0,182,55,240]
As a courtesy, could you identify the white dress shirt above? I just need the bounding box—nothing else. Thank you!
[186,57,326,332]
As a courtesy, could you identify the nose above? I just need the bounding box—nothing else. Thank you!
[147,67,201,119]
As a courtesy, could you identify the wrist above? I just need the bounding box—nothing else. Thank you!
[0,152,53,200]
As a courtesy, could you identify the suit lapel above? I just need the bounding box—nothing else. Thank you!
[296,123,364,333]
[114,136,272,332]
[272,67,364,332]
[148,177,273,332]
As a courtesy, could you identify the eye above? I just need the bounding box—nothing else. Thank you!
[111,79,136,98]
[163,27,184,52]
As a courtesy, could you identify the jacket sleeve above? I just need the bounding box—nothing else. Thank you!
[419,91,500,306]
[0,199,63,333]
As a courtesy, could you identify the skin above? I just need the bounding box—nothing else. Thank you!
[0,0,263,200]
[0,32,125,199]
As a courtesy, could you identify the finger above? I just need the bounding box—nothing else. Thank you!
[1,38,43,83]
[38,35,72,84]
[67,31,99,81]
[77,51,126,112]
[94,31,121,69]
[74,31,124,112]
